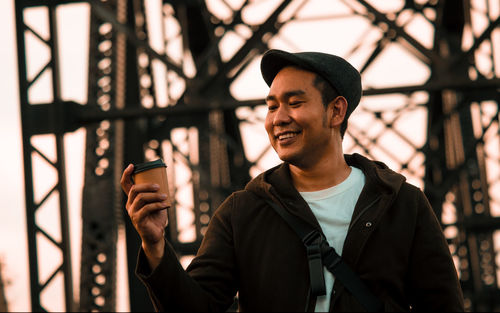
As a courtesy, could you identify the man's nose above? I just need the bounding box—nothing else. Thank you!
[273,105,292,125]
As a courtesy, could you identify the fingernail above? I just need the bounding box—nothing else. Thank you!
[153,184,160,189]
[159,193,167,200]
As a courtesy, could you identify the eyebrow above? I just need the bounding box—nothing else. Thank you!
[265,90,306,103]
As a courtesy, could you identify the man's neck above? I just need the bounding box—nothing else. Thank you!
[289,153,351,192]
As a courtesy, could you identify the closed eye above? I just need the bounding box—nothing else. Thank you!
[267,105,278,111]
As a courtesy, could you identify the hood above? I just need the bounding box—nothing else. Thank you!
[345,153,406,196]
[245,153,406,205]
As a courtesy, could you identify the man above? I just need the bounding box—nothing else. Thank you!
[121,49,464,311]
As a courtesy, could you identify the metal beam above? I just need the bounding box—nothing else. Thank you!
[88,0,186,78]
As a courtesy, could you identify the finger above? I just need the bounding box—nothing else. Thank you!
[127,183,161,208]
[131,201,169,229]
[128,190,167,215]
[136,201,170,220]
[121,164,135,195]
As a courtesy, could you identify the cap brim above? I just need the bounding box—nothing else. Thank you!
[261,49,315,86]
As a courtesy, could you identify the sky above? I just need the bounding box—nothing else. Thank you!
[0,0,30,311]
[1,0,499,312]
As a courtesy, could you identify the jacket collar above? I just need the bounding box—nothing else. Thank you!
[265,162,323,231]
[245,153,406,233]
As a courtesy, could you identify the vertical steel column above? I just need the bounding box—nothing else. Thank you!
[121,0,155,306]
[15,1,74,311]
[15,2,40,310]
[48,6,75,311]
[81,0,155,311]
[80,0,122,310]
[425,1,498,310]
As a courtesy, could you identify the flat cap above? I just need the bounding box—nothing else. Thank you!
[260,49,362,120]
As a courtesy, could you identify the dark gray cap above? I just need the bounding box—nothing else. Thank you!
[260,49,362,120]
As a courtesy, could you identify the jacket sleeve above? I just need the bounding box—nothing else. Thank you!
[135,195,238,312]
[407,189,464,311]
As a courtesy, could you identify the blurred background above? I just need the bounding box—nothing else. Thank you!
[1,0,500,311]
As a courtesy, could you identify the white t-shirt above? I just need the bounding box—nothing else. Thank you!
[299,166,365,312]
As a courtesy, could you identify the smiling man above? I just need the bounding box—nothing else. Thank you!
[121,49,464,312]
[264,65,350,189]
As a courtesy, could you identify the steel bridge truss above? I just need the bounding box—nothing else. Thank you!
[15,0,500,311]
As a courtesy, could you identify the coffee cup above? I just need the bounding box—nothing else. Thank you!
[132,159,171,207]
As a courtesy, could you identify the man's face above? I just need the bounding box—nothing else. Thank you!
[265,66,334,167]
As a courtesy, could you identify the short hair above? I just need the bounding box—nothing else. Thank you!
[312,74,348,137]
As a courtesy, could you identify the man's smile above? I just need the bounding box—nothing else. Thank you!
[275,130,302,142]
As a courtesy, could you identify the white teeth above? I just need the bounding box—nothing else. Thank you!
[278,133,297,140]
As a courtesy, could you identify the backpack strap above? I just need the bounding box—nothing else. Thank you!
[265,199,383,312]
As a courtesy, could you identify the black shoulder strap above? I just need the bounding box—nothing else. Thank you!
[265,199,383,312]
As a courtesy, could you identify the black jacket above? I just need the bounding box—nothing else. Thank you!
[136,153,464,311]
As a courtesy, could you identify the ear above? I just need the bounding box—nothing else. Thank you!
[328,96,348,128]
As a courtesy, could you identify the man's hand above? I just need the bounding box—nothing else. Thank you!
[121,164,169,269]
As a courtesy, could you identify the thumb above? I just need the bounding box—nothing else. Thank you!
[121,163,134,195]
